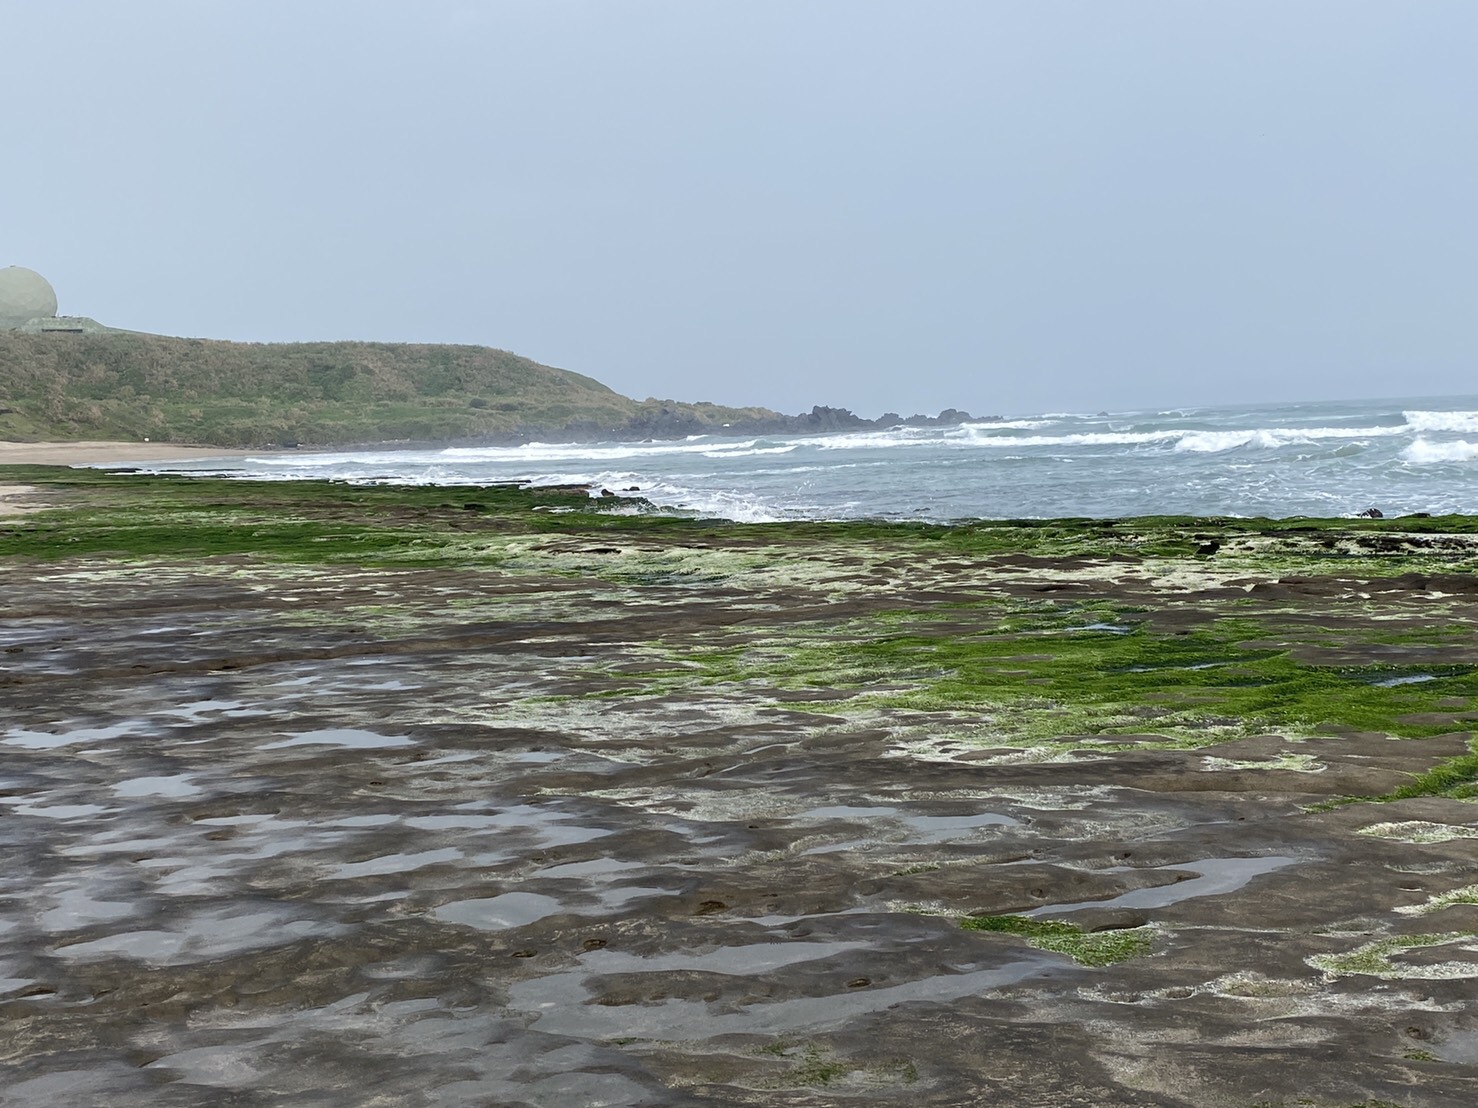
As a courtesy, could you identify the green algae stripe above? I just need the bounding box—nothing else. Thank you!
[679,617,1478,742]
[960,915,1153,966]
[5,469,1478,765]
[1308,931,1478,979]
[1382,744,1478,800]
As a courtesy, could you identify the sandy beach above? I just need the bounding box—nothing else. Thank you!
[0,442,252,516]
[0,440,250,466]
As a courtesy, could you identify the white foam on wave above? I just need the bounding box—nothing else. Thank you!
[245,451,444,468]
[1402,438,1478,465]
[439,438,772,464]
[330,466,468,486]
[633,482,787,522]
[703,444,797,458]
[518,471,616,490]
[993,430,1184,448]
[1173,425,1407,453]
[1174,430,1284,452]
[1404,410,1478,434]
[804,426,949,450]
[961,418,1059,430]
[805,426,1183,451]
[524,471,784,522]
[807,422,1417,455]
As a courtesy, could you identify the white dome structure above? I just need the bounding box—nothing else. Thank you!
[0,266,59,329]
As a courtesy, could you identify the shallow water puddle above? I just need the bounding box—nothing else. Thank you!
[1028,855,1299,916]
[113,774,200,799]
[3,722,144,749]
[332,848,464,879]
[0,964,36,996]
[411,751,480,766]
[38,888,143,931]
[145,1045,271,1088]
[325,814,400,828]
[2,801,110,820]
[535,857,650,879]
[1434,1027,1478,1064]
[259,728,415,750]
[583,941,870,976]
[439,803,615,847]
[164,699,246,720]
[403,814,510,831]
[433,892,563,930]
[796,804,1020,843]
[588,885,672,911]
[56,908,335,964]
[508,946,1048,1040]
[903,812,1021,839]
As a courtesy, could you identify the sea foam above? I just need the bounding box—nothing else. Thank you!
[1404,410,1478,434]
[112,396,1478,522]
[1402,438,1478,465]
[1174,425,1407,453]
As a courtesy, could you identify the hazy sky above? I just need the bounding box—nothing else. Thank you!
[6,1,1476,416]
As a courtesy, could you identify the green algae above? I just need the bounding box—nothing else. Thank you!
[1381,742,1478,800]
[752,1040,918,1089]
[960,914,1153,966]
[1323,740,1478,811]
[1358,820,1478,844]
[1395,884,1478,917]
[0,470,653,566]
[659,614,1478,744]
[1308,931,1478,979]
[7,467,1478,754]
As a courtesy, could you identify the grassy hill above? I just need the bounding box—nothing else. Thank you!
[0,332,779,447]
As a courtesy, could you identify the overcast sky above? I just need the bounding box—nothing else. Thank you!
[5,1,1476,416]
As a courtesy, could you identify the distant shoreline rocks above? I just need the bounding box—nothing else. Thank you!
[438,405,998,451]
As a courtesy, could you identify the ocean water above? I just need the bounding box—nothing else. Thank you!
[133,396,1478,523]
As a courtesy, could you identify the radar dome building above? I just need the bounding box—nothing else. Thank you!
[0,266,58,329]
[0,265,119,334]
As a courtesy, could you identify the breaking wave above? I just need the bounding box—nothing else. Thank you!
[1402,438,1478,465]
[114,394,1478,521]
[1404,410,1478,434]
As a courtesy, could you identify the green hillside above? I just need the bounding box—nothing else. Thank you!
[0,332,776,447]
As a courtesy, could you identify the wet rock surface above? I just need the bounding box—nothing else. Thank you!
[2,485,1478,1105]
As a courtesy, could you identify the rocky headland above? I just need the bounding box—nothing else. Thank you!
[0,331,985,449]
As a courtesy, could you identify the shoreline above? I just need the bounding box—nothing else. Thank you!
[0,442,259,515]
[0,440,255,466]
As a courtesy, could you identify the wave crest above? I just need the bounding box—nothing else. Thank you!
[1404,410,1478,434]
[1402,438,1478,465]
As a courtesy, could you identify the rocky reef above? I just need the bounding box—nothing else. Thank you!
[1,470,1476,1106]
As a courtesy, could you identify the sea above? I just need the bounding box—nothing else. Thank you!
[133,396,1478,523]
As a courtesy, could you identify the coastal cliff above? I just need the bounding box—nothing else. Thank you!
[0,332,981,448]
